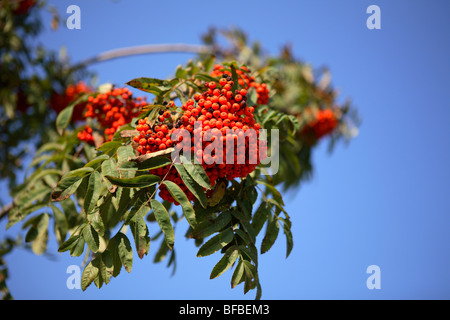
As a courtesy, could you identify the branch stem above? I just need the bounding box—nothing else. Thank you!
[72,44,214,69]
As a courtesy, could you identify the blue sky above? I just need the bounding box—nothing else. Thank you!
[1,0,450,300]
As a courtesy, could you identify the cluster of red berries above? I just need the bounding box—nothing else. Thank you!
[133,66,266,204]
[252,82,270,105]
[302,108,338,141]
[77,87,146,144]
[76,125,94,144]
[12,0,36,15]
[210,64,270,105]
[133,102,176,154]
[50,81,92,122]
[16,89,30,113]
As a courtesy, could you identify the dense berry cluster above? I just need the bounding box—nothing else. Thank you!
[210,64,270,105]
[78,87,146,143]
[302,108,338,140]
[16,90,30,113]
[12,0,36,15]
[253,82,270,105]
[133,68,266,204]
[77,125,94,144]
[50,81,92,122]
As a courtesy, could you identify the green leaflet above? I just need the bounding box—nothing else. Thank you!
[56,104,74,135]
[84,171,103,214]
[115,233,133,273]
[210,246,239,279]
[130,214,150,259]
[179,155,211,190]
[162,181,196,228]
[81,251,113,291]
[174,163,207,208]
[261,219,280,254]
[197,228,234,257]
[150,199,175,250]
[51,176,83,202]
[105,174,160,188]
[82,225,100,253]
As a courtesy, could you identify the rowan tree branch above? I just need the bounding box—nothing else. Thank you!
[0,203,12,222]
[72,43,215,69]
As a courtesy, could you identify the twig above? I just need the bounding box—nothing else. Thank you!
[130,147,175,164]
[72,44,214,69]
[0,203,13,221]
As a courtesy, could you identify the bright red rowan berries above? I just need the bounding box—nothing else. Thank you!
[76,86,145,143]
[131,65,264,205]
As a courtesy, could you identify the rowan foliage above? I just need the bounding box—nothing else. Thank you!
[0,3,359,300]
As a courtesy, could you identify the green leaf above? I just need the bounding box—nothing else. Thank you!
[119,156,172,171]
[232,209,256,244]
[174,163,207,208]
[105,174,160,188]
[83,225,100,253]
[153,236,170,263]
[236,198,252,220]
[84,154,110,169]
[58,229,82,253]
[243,260,258,294]
[101,158,119,192]
[267,198,289,216]
[18,169,62,192]
[167,248,177,276]
[116,233,133,273]
[194,73,220,83]
[190,211,232,239]
[99,250,114,285]
[238,244,258,266]
[31,230,49,256]
[24,213,49,243]
[124,197,150,225]
[206,180,226,207]
[130,214,150,259]
[6,203,45,230]
[280,217,294,258]
[14,186,51,209]
[62,167,94,179]
[51,176,83,202]
[97,141,122,156]
[60,197,79,228]
[81,258,99,291]
[261,219,280,254]
[84,171,103,214]
[70,235,86,257]
[203,55,215,73]
[50,204,68,243]
[234,229,252,246]
[210,246,239,279]
[56,104,74,135]
[175,65,188,79]
[126,78,173,96]
[174,87,187,104]
[251,203,270,236]
[162,181,196,228]
[231,259,244,288]
[81,250,113,290]
[115,188,134,219]
[107,237,122,278]
[87,210,105,236]
[180,155,211,190]
[150,199,175,250]
[230,64,239,92]
[197,228,234,257]
[35,142,65,157]
[117,145,136,164]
